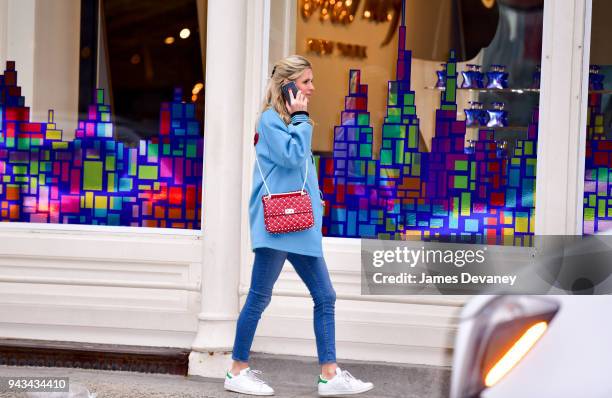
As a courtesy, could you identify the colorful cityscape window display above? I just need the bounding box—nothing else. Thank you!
[0,61,203,229]
[314,15,539,246]
[583,68,612,234]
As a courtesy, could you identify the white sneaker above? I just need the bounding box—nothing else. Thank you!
[318,367,374,396]
[224,367,275,396]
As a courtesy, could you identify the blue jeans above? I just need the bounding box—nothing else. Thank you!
[232,248,337,365]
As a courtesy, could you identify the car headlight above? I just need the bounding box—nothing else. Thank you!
[450,296,560,398]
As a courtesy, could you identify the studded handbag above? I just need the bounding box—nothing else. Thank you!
[254,132,314,234]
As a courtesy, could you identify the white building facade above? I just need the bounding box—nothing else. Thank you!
[0,0,593,378]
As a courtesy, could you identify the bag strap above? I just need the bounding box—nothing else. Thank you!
[254,130,308,198]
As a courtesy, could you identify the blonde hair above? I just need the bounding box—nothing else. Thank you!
[259,54,313,125]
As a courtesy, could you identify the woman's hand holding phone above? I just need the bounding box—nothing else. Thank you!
[285,88,308,114]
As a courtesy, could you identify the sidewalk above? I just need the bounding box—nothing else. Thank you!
[0,353,450,398]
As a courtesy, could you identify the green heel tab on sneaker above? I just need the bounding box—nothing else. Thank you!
[318,375,328,384]
[226,371,233,379]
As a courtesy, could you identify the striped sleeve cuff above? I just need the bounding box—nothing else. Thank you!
[290,111,310,124]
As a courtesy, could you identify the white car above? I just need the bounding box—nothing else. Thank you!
[450,295,612,398]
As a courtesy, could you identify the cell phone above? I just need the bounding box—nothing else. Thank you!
[281,81,299,104]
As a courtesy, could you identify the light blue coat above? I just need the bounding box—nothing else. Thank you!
[249,108,324,257]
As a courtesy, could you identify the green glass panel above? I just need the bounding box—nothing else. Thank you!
[138,165,158,180]
[454,175,468,189]
[83,161,103,191]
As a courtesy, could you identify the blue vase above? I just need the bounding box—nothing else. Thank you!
[496,140,508,158]
[435,70,446,88]
[486,102,508,128]
[465,140,476,155]
[486,65,509,89]
[464,109,481,127]
[464,101,485,126]
[460,64,484,89]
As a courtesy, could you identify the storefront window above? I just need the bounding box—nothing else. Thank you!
[582,0,612,234]
[0,0,205,229]
[296,0,544,245]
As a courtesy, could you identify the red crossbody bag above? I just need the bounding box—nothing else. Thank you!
[254,131,314,234]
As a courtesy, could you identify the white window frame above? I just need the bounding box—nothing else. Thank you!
[535,0,591,235]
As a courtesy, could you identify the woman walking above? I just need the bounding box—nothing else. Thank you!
[224,55,374,396]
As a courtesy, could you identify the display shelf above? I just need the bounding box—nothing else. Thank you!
[425,86,539,93]
[426,86,612,95]
[465,125,528,132]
